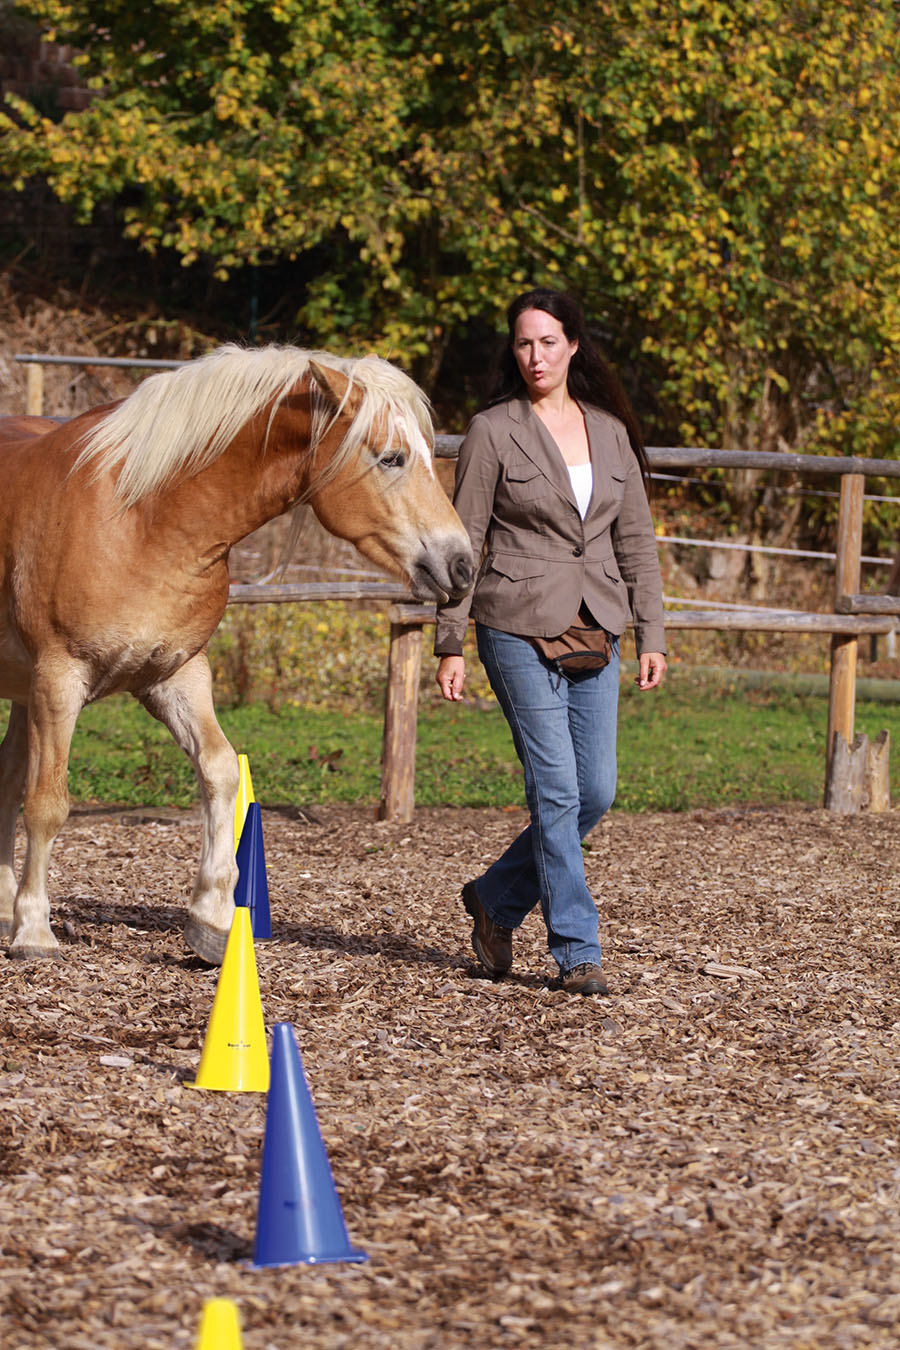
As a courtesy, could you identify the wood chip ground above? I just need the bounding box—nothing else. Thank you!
[1,804,899,1347]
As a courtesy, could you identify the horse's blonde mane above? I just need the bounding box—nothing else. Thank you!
[73,343,434,507]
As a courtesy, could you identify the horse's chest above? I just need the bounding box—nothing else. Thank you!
[64,570,224,684]
[77,637,194,699]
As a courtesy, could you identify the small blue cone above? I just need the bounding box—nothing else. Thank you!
[252,1023,368,1268]
[235,802,272,940]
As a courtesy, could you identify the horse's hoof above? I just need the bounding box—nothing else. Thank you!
[184,916,228,966]
[7,943,63,960]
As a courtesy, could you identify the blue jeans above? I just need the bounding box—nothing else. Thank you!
[474,622,619,975]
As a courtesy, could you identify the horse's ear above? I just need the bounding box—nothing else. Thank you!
[308,359,359,412]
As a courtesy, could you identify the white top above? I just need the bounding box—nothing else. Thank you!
[567,462,593,519]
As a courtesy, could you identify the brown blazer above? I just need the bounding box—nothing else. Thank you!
[434,398,666,656]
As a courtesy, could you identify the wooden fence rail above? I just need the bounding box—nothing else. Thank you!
[15,354,900,820]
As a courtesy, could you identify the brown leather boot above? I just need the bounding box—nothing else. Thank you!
[461,881,512,976]
[557,963,609,996]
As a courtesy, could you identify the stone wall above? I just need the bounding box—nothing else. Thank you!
[1,25,93,113]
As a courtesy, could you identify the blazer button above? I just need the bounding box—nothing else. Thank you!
[572,546,583,557]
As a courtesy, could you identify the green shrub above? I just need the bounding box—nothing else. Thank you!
[208,602,496,711]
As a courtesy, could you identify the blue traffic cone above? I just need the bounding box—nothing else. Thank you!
[252,1023,368,1268]
[235,802,271,940]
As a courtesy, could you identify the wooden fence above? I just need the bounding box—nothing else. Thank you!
[227,440,900,821]
[15,353,900,820]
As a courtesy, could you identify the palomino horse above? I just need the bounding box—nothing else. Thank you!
[0,344,474,963]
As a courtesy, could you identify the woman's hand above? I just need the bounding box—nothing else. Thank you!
[437,655,466,702]
[636,651,666,690]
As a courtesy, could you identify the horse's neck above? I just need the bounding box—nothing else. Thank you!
[155,410,318,550]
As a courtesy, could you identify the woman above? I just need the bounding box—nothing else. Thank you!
[435,288,666,996]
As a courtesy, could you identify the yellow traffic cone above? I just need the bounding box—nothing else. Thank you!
[195,1298,243,1349]
[188,908,270,1093]
[234,754,256,854]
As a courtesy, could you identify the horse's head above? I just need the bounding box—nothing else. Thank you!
[303,358,474,603]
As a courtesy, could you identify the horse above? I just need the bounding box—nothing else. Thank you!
[0,344,474,963]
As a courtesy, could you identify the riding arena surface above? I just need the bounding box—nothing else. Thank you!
[1,802,898,1348]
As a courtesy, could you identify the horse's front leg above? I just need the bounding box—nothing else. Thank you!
[139,651,239,965]
[0,702,28,936]
[9,672,84,958]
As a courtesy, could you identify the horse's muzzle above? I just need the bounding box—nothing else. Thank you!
[411,542,475,603]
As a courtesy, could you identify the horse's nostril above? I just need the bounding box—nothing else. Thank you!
[450,555,474,592]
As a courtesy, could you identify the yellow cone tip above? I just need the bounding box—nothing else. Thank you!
[195,1298,243,1349]
[234,753,256,852]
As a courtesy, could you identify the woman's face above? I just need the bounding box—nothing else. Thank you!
[512,308,578,400]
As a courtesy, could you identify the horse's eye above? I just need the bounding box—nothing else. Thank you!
[379,449,407,469]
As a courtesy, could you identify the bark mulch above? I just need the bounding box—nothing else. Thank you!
[1,803,899,1348]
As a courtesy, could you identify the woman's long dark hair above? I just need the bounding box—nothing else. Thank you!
[488,288,649,484]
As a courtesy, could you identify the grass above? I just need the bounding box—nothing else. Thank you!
[3,668,900,813]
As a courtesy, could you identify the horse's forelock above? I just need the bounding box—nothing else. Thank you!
[332,357,434,470]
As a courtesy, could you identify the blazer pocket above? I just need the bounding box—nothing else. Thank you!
[602,556,623,586]
[610,470,627,501]
[488,551,547,582]
[503,461,545,500]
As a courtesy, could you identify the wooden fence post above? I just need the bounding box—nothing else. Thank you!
[825,472,864,806]
[25,363,44,415]
[379,613,424,823]
[867,729,891,812]
[824,728,892,814]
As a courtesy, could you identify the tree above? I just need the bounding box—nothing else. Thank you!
[3,0,900,503]
[1,0,542,383]
[540,0,900,528]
